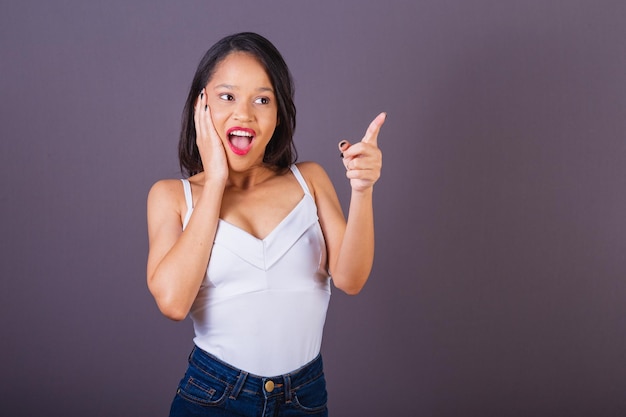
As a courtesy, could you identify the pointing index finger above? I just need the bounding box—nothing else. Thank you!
[361,112,387,146]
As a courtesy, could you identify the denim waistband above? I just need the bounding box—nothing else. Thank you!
[188,346,324,402]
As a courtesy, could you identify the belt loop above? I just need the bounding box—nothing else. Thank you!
[230,371,248,400]
[283,374,292,403]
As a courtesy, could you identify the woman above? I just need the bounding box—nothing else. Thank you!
[147,32,385,416]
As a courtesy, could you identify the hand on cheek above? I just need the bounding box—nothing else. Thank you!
[194,89,229,183]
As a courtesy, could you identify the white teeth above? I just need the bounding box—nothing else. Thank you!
[229,130,253,137]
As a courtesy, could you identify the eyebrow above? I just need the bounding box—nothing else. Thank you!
[214,84,274,93]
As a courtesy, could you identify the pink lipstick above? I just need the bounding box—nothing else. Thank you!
[226,127,255,156]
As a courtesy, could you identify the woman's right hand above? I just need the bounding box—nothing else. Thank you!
[147,90,228,320]
[194,89,228,184]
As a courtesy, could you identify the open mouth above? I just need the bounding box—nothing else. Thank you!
[226,127,255,156]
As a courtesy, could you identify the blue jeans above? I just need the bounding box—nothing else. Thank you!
[169,346,328,417]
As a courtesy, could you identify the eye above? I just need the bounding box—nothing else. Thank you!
[219,93,234,101]
[254,97,270,105]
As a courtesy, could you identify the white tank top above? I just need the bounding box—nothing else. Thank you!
[181,165,331,376]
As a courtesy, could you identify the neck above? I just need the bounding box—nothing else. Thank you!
[227,164,276,190]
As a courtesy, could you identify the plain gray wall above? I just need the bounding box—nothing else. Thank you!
[1,1,625,416]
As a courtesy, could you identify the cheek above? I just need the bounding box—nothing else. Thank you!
[206,103,229,133]
[263,109,279,130]
[207,97,227,115]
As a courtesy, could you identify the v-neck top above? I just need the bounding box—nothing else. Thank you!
[181,164,331,376]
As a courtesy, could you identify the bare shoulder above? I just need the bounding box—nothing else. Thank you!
[296,161,326,175]
[295,161,333,192]
[147,179,185,216]
[148,179,183,201]
[295,161,340,208]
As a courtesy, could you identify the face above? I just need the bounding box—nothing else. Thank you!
[205,52,279,170]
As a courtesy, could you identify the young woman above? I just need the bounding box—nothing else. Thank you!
[147,32,385,416]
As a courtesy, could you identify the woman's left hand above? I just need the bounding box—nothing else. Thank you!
[339,112,386,192]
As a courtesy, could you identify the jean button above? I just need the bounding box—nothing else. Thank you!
[265,380,275,392]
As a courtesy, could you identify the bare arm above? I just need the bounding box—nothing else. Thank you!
[147,179,224,320]
[146,90,228,320]
[308,112,386,294]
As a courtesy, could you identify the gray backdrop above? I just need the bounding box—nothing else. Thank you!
[1,1,625,416]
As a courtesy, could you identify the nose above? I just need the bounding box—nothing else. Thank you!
[233,100,253,122]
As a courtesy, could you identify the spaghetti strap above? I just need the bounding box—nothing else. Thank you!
[181,179,193,209]
[290,165,312,196]
[180,179,193,229]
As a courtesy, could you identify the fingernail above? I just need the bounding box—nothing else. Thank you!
[340,152,344,158]
[204,105,208,111]
[339,140,347,148]
[201,91,204,99]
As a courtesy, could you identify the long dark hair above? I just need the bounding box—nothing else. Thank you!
[178,32,297,177]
